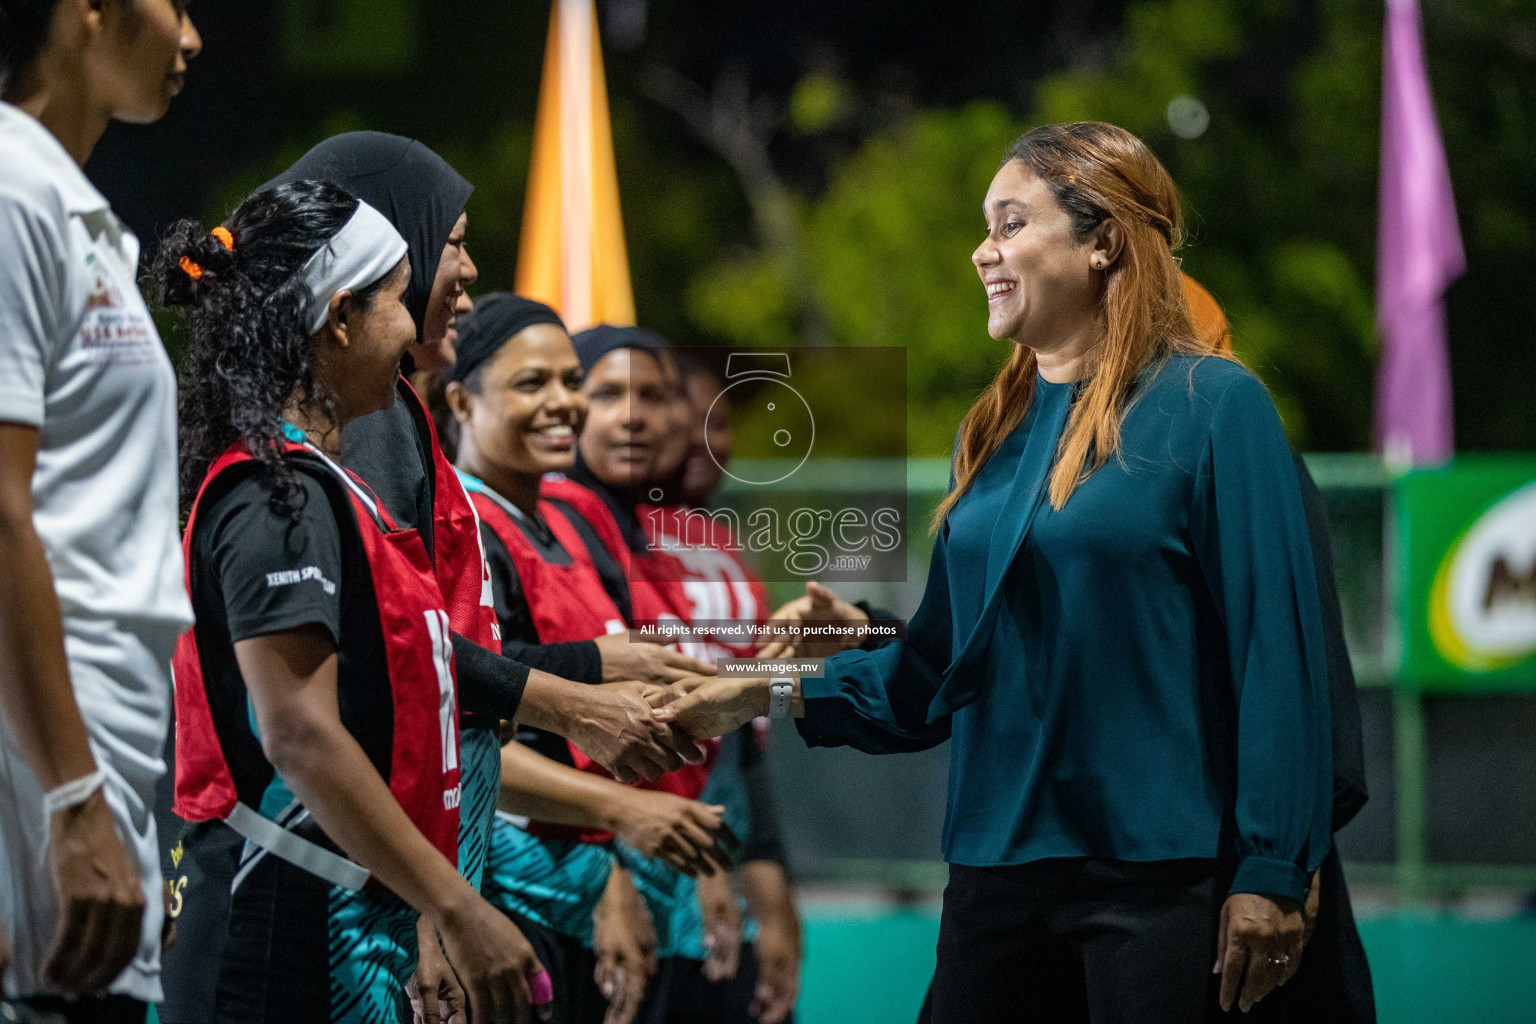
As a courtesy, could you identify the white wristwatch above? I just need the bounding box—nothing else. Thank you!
[768,677,795,719]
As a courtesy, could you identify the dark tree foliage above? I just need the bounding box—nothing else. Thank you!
[88,0,1536,453]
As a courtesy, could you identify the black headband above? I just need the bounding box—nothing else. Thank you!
[570,324,670,374]
[450,293,567,384]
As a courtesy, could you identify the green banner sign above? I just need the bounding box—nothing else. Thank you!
[1393,457,1536,689]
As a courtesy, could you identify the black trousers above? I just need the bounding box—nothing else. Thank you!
[922,853,1374,1024]
[3,995,147,1024]
[929,858,1227,1024]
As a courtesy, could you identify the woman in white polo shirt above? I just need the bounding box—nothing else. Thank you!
[0,1,200,1021]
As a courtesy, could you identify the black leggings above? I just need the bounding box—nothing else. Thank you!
[928,858,1228,1024]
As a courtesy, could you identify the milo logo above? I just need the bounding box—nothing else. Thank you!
[1429,480,1536,671]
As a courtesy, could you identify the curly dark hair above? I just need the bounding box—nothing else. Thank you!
[150,180,388,519]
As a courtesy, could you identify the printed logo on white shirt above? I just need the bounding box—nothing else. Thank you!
[77,257,158,366]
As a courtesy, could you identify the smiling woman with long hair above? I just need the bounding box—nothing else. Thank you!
[655,122,1335,1023]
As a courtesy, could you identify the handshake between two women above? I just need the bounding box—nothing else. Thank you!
[645,581,871,742]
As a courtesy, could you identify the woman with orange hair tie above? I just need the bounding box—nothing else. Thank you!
[655,123,1336,1022]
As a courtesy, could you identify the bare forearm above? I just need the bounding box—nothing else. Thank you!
[266,716,475,925]
[604,862,636,902]
[513,670,584,733]
[0,516,98,789]
[498,740,630,832]
[739,860,799,935]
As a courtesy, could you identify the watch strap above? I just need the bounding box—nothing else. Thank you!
[768,677,794,719]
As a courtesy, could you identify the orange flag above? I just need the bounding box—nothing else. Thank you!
[515,0,636,331]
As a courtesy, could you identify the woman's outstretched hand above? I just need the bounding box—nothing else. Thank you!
[594,633,717,686]
[757,582,869,660]
[1215,892,1305,1013]
[559,682,704,784]
[643,675,715,710]
[650,678,770,741]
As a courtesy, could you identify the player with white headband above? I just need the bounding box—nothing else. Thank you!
[151,182,554,1024]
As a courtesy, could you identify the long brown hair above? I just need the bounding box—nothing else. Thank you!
[933,123,1218,531]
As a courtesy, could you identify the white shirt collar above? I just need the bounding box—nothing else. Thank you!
[0,101,113,217]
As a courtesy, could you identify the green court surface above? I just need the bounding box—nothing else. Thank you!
[795,900,1536,1024]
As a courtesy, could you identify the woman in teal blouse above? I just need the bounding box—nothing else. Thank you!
[655,122,1333,1023]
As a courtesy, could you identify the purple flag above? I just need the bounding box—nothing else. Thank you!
[1376,0,1464,465]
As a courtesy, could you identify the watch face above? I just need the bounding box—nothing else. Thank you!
[711,376,815,486]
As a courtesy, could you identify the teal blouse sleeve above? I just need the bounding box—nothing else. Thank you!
[794,527,955,754]
[1191,373,1334,902]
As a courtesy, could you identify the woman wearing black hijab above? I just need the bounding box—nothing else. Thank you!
[265,133,698,1012]
[266,132,476,540]
[546,325,678,554]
